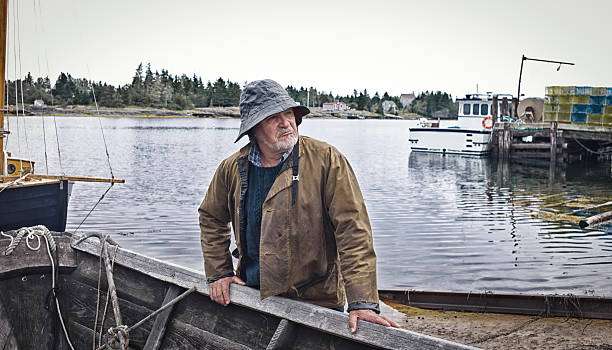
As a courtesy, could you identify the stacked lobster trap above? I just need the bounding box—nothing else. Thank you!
[543,86,612,126]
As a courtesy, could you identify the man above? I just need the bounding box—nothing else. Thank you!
[199,79,398,333]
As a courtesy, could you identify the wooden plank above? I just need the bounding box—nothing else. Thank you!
[73,236,477,350]
[559,123,612,134]
[579,210,612,228]
[144,284,182,350]
[0,297,19,350]
[68,248,168,310]
[266,319,296,350]
[509,151,553,159]
[30,174,125,184]
[0,236,76,278]
[67,249,276,349]
[511,143,565,150]
[163,318,252,350]
[57,275,153,348]
[569,201,612,214]
[379,290,612,320]
[0,274,54,349]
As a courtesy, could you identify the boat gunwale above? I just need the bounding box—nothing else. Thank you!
[70,234,477,350]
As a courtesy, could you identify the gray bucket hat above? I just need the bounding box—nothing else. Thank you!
[236,79,310,142]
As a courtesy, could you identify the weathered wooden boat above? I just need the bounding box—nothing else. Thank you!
[379,289,612,320]
[0,229,476,350]
[0,0,123,232]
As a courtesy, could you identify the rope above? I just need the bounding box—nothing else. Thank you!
[2,224,54,255]
[52,114,64,173]
[73,182,114,233]
[85,65,114,180]
[0,226,75,349]
[42,231,76,350]
[573,137,612,155]
[93,237,104,350]
[77,234,197,350]
[0,172,30,195]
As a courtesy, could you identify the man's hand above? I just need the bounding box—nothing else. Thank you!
[209,276,245,306]
[348,309,400,333]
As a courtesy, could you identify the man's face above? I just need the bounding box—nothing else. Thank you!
[253,108,298,153]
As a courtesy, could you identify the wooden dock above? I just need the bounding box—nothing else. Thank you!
[493,121,612,167]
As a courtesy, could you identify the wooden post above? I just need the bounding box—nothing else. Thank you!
[492,95,498,122]
[503,123,511,158]
[559,130,565,164]
[550,122,557,165]
[512,97,519,119]
[498,127,505,160]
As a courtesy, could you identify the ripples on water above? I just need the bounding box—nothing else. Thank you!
[5,116,612,296]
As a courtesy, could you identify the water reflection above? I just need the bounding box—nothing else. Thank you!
[392,152,612,295]
[4,116,611,296]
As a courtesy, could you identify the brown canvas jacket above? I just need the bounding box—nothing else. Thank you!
[199,136,379,309]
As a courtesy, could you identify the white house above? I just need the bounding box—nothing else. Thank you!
[382,100,398,113]
[322,102,348,111]
[400,93,416,108]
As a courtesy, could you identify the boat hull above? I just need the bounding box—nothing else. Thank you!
[0,180,70,232]
[0,234,474,350]
[409,128,492,156]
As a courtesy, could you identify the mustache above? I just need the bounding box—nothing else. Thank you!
[276,128,295,139]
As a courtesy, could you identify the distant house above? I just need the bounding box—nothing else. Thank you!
[34,99,45,107]
[382,100,398,113]
[322,102,348,111]
[400,93,416,108]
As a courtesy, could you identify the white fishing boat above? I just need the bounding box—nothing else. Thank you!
[408,93,513,156]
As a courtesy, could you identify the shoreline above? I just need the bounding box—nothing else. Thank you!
[9,105,422,120]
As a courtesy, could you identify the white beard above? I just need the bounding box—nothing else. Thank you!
[261,128,298,152]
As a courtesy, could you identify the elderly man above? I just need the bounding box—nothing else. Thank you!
[199,79,398,333]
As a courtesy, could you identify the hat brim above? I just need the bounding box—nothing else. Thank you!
[235,104,310,143]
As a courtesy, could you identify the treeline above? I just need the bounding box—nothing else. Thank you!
[6,63,457,117]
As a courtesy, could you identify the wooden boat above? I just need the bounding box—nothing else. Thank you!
[0,230,476,350]
[379,289,612,320]
[0,0,123,232]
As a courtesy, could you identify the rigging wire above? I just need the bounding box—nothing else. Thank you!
[34,0,62,173]
[87,65,115,179]
[34,0,60,175]
[73,69,116,233]
[15,0,34,172]
[33,0,48,173]
[10,0,23,172]
[3,2,8,150]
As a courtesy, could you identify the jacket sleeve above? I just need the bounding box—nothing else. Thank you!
[199,160,235,282]
[324,147,379,308]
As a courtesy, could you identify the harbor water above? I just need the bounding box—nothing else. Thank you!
[5,116,612,296]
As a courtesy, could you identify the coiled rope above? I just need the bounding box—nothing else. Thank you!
[2,224,54,256]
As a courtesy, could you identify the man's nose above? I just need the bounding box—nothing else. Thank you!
[278,116,290,128]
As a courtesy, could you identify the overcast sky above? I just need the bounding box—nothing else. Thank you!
[10,0,612,99]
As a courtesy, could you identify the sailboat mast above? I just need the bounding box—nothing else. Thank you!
[0,0,7,177]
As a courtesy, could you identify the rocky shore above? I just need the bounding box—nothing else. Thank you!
[17,105,419,120]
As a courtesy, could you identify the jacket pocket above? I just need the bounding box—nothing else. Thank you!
[294,264,335,297]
